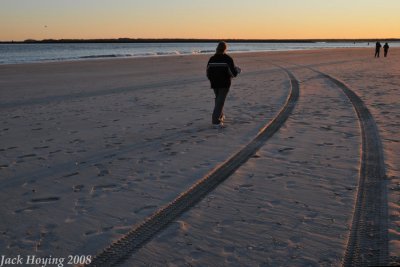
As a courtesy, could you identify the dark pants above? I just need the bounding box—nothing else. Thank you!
[375,49,380,58]
[384,49,388,57]
[212,87,229,124]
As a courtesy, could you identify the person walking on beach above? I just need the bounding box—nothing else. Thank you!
[375,41,382,58]
[383,43,389,57]
[206,41,241,128]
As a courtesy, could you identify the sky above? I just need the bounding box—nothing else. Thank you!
[0,0,399,41]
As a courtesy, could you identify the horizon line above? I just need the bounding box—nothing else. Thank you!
[1,38,399,44]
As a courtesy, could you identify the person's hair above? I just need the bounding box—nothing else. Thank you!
[216,41,227,54]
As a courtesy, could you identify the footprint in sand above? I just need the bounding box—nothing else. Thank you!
[134,205,158,214]
[159,147,171,153]
[18,153,37,159]
[14,200,60,213]
[30,197,60,203]
[90,184,118,197]
[33,146,49,150]
[0,164,9,169]
[165,127,178,131]
[92,184,117,191]
[73,198,90,214]
[84,230,98,236]
[104,153,116,159]
[117,157,132,161]
[234,184,254,192]
[96,125,108,129]
[94,163,110,176]
[104,135,117,140]
[162,142,175,147]
[49,149,62,155]
[286,181,297,189]
[239,184,254,188]
[69,138,84,144]
[317,142,334,147]
[62,172,79,178]
[85,225,114,236]
[320,126,333,131]
[278,147,294,153]
[14,206,40,214]
[73,184,84,192]
[272,238,289,250]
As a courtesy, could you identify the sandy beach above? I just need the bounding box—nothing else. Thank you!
[0,48,399,266]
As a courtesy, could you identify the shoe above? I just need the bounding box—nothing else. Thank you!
[212,123,225,129]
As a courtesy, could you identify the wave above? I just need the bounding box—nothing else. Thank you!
[199,49,215,53]
[79,54,132,59]
[77,51,198,60]
[156,51,181,56]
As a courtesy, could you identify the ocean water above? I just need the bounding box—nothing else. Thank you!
[0,42,398,65]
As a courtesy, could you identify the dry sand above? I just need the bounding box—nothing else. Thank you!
[0,48,398,266]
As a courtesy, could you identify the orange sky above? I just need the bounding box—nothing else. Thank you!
[1,0,399,41]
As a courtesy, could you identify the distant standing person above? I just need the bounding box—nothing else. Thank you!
[206,41,241,128]
[383,42,389,57]
[375,41,382,58]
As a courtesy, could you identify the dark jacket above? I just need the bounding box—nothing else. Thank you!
[207,54,238,89]
[384,43,389,51]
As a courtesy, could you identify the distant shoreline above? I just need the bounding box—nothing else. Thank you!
[1,38,399,44]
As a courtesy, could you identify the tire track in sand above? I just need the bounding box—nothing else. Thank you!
[307,67,388,266]
[83,67,299,266]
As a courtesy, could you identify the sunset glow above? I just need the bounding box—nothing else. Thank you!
[1,0,399,41]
